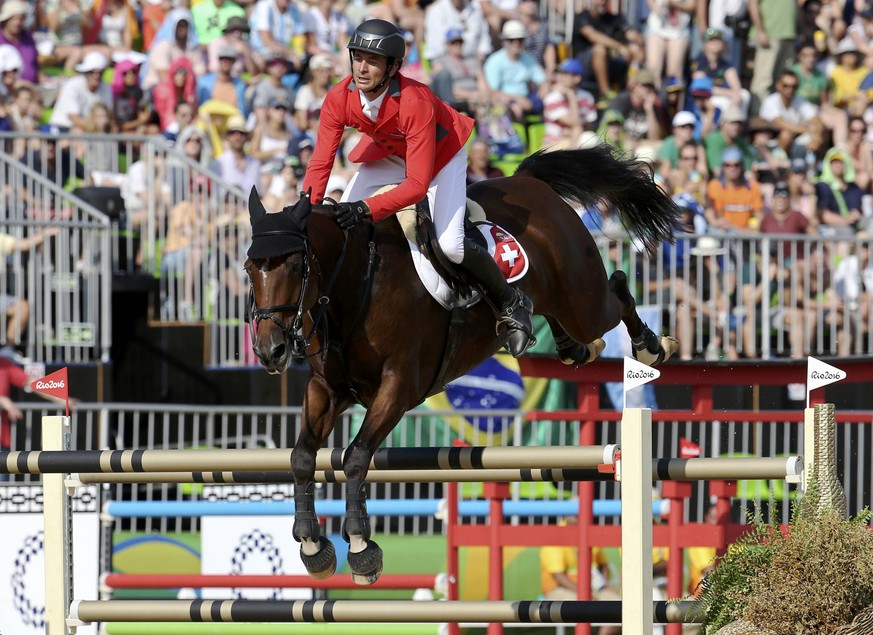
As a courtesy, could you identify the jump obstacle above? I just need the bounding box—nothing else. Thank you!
[21,405,827,635]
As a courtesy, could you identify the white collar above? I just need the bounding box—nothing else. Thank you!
[359,88,388,122]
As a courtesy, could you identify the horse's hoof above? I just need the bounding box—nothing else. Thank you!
[558,338,605,367]
[348,540,383,586]
[634,336,679,366]
[657,336,679,364]
[300,536,336,580]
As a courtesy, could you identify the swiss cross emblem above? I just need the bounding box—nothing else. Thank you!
[488,225,528,282]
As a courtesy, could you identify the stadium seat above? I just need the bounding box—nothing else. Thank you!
[527,122,545,153]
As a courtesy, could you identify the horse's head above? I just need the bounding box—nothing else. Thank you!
[244,187,317,373]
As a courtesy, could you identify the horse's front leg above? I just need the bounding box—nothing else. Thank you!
[341,389,408,585]
[292,376,351,579]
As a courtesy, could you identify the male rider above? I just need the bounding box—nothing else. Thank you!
[302,19,533,357]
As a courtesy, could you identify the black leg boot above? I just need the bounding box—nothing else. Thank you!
[457,239,534,357]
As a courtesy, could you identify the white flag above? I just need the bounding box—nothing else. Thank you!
[806,356,846,407]
[623,356,660,409]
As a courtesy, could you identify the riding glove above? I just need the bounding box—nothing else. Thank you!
[336,200,371,229]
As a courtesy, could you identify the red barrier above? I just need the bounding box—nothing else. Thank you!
[103,573,440,590]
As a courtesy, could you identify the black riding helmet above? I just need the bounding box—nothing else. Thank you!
[347,19,405,93]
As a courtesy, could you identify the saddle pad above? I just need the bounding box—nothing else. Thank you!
[395,203,530,310]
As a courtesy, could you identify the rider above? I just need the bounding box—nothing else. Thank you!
[301,19,534,357]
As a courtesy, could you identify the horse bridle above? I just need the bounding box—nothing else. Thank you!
[246,227,349,362]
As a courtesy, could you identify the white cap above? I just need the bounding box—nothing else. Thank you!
[672,111,696,128]
[0,44,23,73]
[75,51,109,74]
[500,19,527,40]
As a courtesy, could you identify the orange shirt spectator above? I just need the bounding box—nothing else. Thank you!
[705,148,764,231]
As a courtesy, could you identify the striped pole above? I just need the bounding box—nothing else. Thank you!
[0,445,617,475]
[78,467,612,485]
[68,600,701,625]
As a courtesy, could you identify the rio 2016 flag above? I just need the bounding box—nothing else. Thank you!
[30,367,69,416]
[806,357,846,407]
[623,356,660,410]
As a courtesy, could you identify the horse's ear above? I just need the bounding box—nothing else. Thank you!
[248,186,267,227]
[290,189,313,226]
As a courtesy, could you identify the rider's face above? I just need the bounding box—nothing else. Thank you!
[352,51,397,93]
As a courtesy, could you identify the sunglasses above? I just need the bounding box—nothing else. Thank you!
[723,162,742,167]
[780,82,798,89]
[680,155,697,160]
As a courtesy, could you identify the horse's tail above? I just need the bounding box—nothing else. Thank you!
[515,145,682,252]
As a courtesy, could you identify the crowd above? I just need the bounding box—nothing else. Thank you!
[0,0,872,363]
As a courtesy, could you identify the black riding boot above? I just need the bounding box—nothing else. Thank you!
[457,239,534,357]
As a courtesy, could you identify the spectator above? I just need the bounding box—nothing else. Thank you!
[0,355,61,459]
[263,154,303,211]
[92,0,135,56]
[192,0,246,47]
[759,69,828,157]
[517,0,555,78]
[141,0,173,51]
[142,9,205,92]
[690,27,749,116]
[466,137,505,184]
[294,52,333,133]
[687,75,719,139]
[250,50,294,125]
[112,59,151,133]
[368,0,425,47]
[430,28,485,115]
[0,43,25,101]
[0,229,57,349]
[251,96,294,174]
[662,75,687,123]
[644,0,694,89]
[542,58,597,148]
[596,108,627,151]
[705,147,764,232]
[48,52,113,131]
[849,7,873,68]
[152,56,198,132]
[397,29,429,86]
[423,0,491,66]
[44,0,113,72]
[0,0,37,83]
[830,38,867,114]
[748,0,798,104]
[248,0,304,70]
[658,110,707,180]
[209,114,261,194]
[207,15,257,77]
[748,116,789,204]
[483,20,548,121]
[166,124,214,208]
[703,106,752,173]
[571,0,642,100]
[302,0,351,60]
[606,68,666,148]
[696,0,748,71]
[844,116,873,192]
[197,45,248,116]
[18,129,86,197]
[815,146,864,238]
[793,40,829,108]
[668,141,708,202]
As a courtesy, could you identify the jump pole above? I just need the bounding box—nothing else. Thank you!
[43,415,74,635]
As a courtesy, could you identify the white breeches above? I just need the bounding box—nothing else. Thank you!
[341,149,469,264]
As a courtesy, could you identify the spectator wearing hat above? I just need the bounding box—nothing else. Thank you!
[706,147,764,232]
[685,76,719,138]
[644,0,694,90]
[197,45,248,116]
[759,69,831,156]
[606,68,666,147]
[785,156,817,220]
[662,76,686,122]
[659,110,708,182]
[249,49,294,124]
[142,9,206,91]
[0,0,37,83]
[193,0,246,46]
[815,146,865,238]
[423,0,491,66]
[747,116,789,204]
[703,105,752,173]
[596,108,627,151]
[249,0,304,70]
[691,27,749,118]
[210,114,261,194]
[112,59,152,133]
[430,28,485,115]
[294,52,333,132]
[153,56,198,132]
[542,58,597,147]
[207,16,257,76]
[748,0,798,104]
[48,52,113,130]
[830,38,868,112]
[571,0,641,100]
[0,43,26,101]
[483,20,548,121]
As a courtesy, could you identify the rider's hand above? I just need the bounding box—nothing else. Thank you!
[336,200,371,229]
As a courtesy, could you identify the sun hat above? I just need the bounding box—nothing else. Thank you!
[721,147,743,163]
[445,27,464,42]
[634,68,656,87]
[704,27,723,41]
[672,111,696,128]
[75,51,109,74]
[225,114,248,134]
[222,15,250,33]
[0,0,28,24]
[690,236,726,257]
[309,53,334,70]
[773,181,790,197]
[217,45,238,60]
[500,20,527,40]
[689,76,713,96]
[722,106,745,123]
[0,44,23,73]
[558,58,584,75]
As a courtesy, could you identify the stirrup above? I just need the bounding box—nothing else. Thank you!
[496,289,535,357]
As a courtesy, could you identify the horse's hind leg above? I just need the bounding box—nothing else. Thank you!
[609,270,679,366]
[546,316,606,366]
[292,378,350,579]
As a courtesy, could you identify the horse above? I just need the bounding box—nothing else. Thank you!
[244,145,681,585]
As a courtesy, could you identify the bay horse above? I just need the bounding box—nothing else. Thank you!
[244,145,680,584]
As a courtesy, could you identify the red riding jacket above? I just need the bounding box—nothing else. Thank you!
[302,73,475,222]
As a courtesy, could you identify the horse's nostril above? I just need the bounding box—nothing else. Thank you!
[272,343,286,362]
